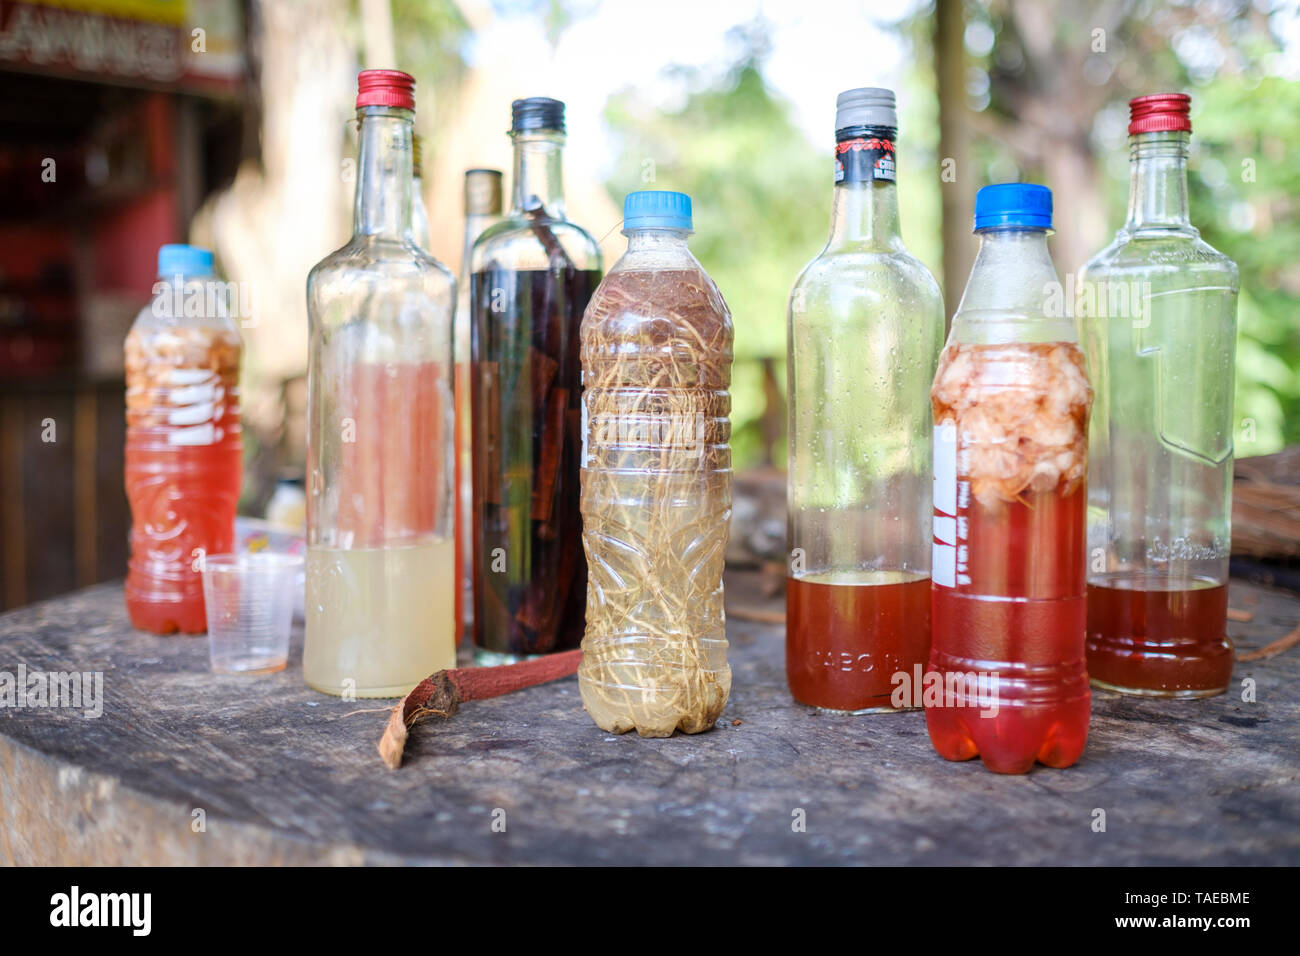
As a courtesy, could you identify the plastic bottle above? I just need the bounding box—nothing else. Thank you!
[1079,94,1238,697]
[124,244,242,634]
[578,190,733,736]
[926,184,1093,773]
[469,98,601,662]
[304,70,457,697]
[786,87,944,713]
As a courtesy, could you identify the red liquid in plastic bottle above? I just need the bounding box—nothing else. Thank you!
[124,317,242,634]
[927,340,1092,774]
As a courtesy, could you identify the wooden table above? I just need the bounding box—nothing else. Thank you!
[1,571,1297,865]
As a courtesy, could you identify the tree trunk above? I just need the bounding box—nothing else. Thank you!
[935,0,973,322]
[360,0,396,68]
[190,0,354,483]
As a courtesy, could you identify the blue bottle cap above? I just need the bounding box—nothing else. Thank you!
[973,183,1052,231]
[157,244,214,278]
[623,190,693,233]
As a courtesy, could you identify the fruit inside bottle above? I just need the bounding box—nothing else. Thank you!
[927,340,1092,773]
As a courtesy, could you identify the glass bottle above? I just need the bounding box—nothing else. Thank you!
[469,98,601,663]
[304,70,457,697]
[927,184,1093,774]
[411,133,431,250]
[454,168,503,645]
[1079,94,1238,698]
[786,88,944,713]
[578,190,733,736]
[124,244,242,634]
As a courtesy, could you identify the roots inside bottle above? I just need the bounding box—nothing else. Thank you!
[578,268,733,737]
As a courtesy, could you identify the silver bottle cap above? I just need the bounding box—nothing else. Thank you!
[835,87,897,131]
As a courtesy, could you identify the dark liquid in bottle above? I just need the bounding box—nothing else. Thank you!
[786,573,930,712]
[471,266,600,657]
[1086,575,1232,697]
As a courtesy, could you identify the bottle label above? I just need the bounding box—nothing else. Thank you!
[931,423,960,588]
[836,134,896,184]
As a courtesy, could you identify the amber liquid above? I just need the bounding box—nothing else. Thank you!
[786,571,930,712]
[1086,575,1232,697]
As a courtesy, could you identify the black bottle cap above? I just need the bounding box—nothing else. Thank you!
[511,97,565,134]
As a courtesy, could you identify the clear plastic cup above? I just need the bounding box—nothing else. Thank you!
[201,553,302,674]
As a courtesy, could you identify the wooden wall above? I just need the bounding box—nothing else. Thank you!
[0,380,127,610]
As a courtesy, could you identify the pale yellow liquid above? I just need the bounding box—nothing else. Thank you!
[304,538,456,697]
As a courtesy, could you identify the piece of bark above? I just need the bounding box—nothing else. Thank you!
[379,650,583,769]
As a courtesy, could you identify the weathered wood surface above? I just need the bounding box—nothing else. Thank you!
[0,572,1297,865]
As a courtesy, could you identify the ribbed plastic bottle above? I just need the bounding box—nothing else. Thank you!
[926,184,1094,774]
[124,244,242,634]
[578,190,733,737]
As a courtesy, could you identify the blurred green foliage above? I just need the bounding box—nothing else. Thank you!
[599,4,1298,467]
[955,0,1299,456]
[603,43,825,466]
[602,29,945,468]
[375,0,469,86]
[1191,76,1300,453]
[345,0,471,154]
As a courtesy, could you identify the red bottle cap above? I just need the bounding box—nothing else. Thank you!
[356,69,415,110]
[1128,93,1191,135]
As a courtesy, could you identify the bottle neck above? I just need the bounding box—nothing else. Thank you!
[354,106,415,240]
[828,180,901,247]
[511,130,566,219]
[1124,130,1194,234]
[623,228,691,255]
[956,227,1060,319]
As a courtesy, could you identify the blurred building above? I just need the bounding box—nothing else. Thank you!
[0,0,255,608]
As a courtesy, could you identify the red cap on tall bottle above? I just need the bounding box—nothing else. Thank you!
[356,69,415,110]
[1128,93,1191,135]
